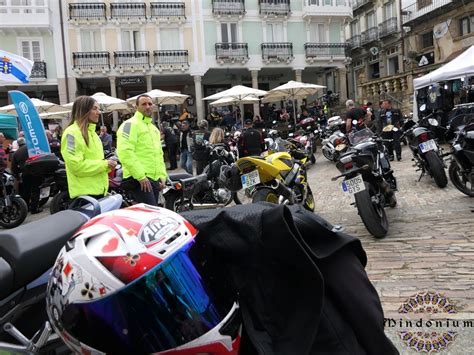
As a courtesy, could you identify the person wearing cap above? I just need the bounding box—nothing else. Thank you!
[345,99,371,134]
[178,120,194,174]
[239,119,265,157]
[192,120,211,175]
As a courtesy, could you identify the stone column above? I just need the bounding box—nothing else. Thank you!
[251,69,260,117]
[146,74,153,92]
[109,76,119,130]
[194,75,204,123]
[338,67,348,103]
[294,68,303,113]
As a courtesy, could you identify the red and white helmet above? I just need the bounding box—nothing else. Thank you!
[46,204,240,354]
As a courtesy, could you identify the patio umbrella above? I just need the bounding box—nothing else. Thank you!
[39,110,71,120]
[63,92,128,125]
[209,95,260,107]
[203,85,267,126]
[262,81,326,125]
[127,89,189,122]
[0,98,66,115]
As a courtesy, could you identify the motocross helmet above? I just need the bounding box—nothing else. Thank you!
[46,204,241,354]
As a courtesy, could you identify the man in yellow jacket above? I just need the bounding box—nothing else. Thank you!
[117,94,167,206]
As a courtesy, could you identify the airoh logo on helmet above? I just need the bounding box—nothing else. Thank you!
[139,217,180,245]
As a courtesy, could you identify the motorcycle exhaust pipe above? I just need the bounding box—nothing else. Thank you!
[270,180,294,203]
[191,202,225,209]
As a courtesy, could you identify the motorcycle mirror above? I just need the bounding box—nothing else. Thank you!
[420,104,426,112]
[289,133,294,137]
[352,120,358,126]
[428,118,439,127]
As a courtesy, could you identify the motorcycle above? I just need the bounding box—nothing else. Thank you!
[0,194,123,353]
[446,114,474,197]
[322,124,349,162]
[0,170,28,229]
[163,143,246,212]
[332,128,398,238]
[401,107,448,188]
[226,147,315,211]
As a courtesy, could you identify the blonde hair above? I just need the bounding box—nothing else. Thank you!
[68,96,97,146]
[209,127,225,144]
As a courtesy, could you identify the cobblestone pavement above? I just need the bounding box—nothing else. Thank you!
[308,145,474,353]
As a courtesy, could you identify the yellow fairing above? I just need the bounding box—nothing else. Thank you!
[236,152,292,183]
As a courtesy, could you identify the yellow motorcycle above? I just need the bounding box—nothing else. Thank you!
[229,151,315,211]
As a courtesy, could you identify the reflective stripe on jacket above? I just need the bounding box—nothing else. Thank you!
[60,122,108,199]
[117,111,167,182]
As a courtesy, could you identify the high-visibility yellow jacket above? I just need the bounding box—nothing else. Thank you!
[116,111,167,182]
[61,122,109,199]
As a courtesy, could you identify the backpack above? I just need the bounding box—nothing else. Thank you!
[191,130,210,161]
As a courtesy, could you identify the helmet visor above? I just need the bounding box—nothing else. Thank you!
[57,240,235,353]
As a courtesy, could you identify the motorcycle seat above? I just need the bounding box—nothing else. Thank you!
[168,172,193,181]
[0,210,87,296]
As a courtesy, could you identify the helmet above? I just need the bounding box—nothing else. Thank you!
[219,165,242,192]
[46,204,240,354]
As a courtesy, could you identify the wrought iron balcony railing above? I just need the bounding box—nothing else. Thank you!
[153,50,189,71]
[402,0,454,25]
[212,0,246,16]
[150,2,186,19]
[304,43,347,60]
[259,0,291,17]
[347,35,362,49]
[261,42,293,62]
[114,51,150,70]
[352,0,370,11]
[69,3,106,21]
[72,52,111,71]
[361,27,378,45]
[215,43,249,63]
[110,2,146,21]
[379,17,398,38]
[30,61,47,79]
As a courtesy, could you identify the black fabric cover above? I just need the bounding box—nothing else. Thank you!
[182,203,398,355]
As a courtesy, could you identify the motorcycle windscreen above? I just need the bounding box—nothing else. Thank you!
[59,240,235,353]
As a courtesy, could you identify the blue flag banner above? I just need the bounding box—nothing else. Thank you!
[8,91,51,157]
[0,50,33,84]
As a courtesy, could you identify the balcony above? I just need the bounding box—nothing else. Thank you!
[402,0,456,26]
[261,42,293,63]
[72,52,111,73]
[153,50,189,72]
[347,35,362,49]
[30,61,47,80]
[69,3,106,23]
[0,0,50,29]
[302,0,351,18]
[114,51,150,72]
[150,2,185,22]
[379,17,398,39]
[110,2,146,23]
[352,0,371,13]
[361,27,378,45]
[215,43,249,64]
[212,0,246,17]
[304,43,347,63]
[259,0,291,18]
[359,73,412,109]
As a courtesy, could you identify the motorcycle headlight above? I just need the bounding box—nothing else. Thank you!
[428,118,439,127]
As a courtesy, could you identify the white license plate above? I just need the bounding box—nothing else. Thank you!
[419,139,438,153]
[241,170,260,189]
[341,175,365,195]
[40,186,50,199]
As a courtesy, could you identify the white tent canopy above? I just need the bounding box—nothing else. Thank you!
[413,45,474,90]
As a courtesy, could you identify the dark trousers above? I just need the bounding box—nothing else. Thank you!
[133,178,161,206]
[19,174,40,212]
[167,143,178,169]
[382,130,402,158]
[195,160,208,175]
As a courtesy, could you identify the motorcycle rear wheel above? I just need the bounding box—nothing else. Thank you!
[164,191,193,212]
[0,196,28,229]
[322,147,334,161]
[354,182,388,238]
[425,151,448,188]
[252,187,280,204]
[449,161,474,197]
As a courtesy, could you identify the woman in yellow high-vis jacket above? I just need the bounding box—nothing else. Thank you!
[61,96,117,199]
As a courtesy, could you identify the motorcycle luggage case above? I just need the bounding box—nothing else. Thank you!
[22,153,60,176]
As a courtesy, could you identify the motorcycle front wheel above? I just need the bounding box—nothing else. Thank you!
[354,182,388,238]
[322,147,334,161]
[0,196,28,229]
[252,187,280,204]
[164,191,193,212]
[449,161,474,197]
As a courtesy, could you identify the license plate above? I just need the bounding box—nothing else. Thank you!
[241,170,260,189]
[419,139,438,153]
[40,186,50,199]
[341,175,365,195]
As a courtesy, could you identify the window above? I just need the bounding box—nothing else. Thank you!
[80,30,101,51]
[417,0,432,10]
[367,11,376,29]
[460,16,473,36]
[309,0,320,5]
[309,23,326,42]
[267,23,283,42]
[324,0,333,5]
[121,30,141,51]
[20,39,42,61]
[221,23,237,43]
[387,56,399,75]
[351,20,359,36]
[160,28,180,50]
[384,2,395,20]
[336,0,346,5]
[370,62,380,78]
[420,31,433,49]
